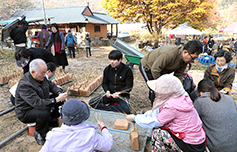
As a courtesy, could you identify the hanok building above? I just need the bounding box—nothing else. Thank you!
[8,4,120,39]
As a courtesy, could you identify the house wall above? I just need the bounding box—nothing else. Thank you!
[85,23,107,38]
[29,23,108,39]
[82,7,93,15]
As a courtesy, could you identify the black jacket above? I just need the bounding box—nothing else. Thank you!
[102,62,133,96]
[23,47,56,74]
[15,72,61,119]
[208,39,215,48]
[10,20,28,45]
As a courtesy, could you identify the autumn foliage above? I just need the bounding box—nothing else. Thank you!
[102,0,216,35]
[0,0,33,19]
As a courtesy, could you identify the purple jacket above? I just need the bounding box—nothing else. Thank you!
[40,123,113,152]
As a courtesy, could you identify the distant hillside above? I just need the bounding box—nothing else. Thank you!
[30,0,106,12]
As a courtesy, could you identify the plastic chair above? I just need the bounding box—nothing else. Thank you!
[203,56,210,65]
[209,56,215,64]
[199,56,204,63]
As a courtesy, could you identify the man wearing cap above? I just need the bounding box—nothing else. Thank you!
[40,98,113,152]
[10,18,29,49]
[139,40,203,105]
[15,59,67,145]
[89,50,133,114]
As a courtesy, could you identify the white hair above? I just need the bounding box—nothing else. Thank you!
[29,59,46,73]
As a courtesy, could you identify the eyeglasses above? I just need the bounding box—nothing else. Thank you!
[216,59,226,63]
[187,52,197,60]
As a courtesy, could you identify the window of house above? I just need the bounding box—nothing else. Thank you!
[94,24,100,32]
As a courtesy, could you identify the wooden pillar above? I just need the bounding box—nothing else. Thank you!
[116,24,118,37]
[111,24,113,37]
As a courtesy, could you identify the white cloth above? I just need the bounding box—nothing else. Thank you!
[216,63,228,73]
[15,43,26,47]
[9,82,18,97]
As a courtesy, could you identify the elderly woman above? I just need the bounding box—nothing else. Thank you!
[194,79,237,152]
[45,23,68,73]
[40,98,113,152]
[126,74,206,152]
[204,50,235,94]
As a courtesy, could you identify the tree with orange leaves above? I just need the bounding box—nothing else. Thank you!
[102,0,216,35]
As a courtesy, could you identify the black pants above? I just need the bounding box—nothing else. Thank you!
[139,62,155,106]
[10,95,15,106]
[19,109,50,136]
[19,104,61,136]
[89,94,131,114]
[86,47,91,57]
[68,47,75,58]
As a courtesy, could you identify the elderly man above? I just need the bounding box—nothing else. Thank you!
[15,59,67,145]
[139,40,203,105]
[89,50,133,114]
[10,47,56,106]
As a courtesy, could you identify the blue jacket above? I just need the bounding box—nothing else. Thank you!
[65,32,77,47]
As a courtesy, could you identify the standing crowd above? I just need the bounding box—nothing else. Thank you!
[8,17,237,152]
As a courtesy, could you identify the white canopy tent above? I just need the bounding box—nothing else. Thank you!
[166,22,203,35]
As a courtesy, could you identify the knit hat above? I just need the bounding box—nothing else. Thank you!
[147,74,187,110]
[61,98,90,125]
[15,56,30,68]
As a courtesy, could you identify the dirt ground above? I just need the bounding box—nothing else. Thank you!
[0,45,237,152]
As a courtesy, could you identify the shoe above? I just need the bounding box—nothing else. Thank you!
[34,131,45,145]
[49,118,59,127]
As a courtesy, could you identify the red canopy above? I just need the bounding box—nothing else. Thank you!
[219,22,237,33]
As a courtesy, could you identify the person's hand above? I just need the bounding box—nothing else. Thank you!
[57,85,62,89]
[56,92,67,102]
[112,92,121,98]
[17,17,22,21]
[97,122,106,131]
[52,80,57,85]
[106,91,111,98]
[126,114,135,123]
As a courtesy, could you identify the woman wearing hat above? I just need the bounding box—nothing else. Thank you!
[45,23,68,73]
[126,74,206,152]
[204,50,235,94]
[194,79,237,152]
[40,98,113,152]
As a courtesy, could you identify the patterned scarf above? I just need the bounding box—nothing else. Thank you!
[51,28,62,54]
